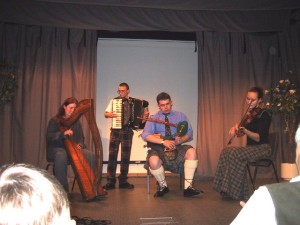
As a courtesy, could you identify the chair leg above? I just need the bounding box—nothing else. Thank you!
[253,166,258,186]
[271,162,280,183]
[147,169,151,194]
[247,164,255,190]
[180,173,184,190]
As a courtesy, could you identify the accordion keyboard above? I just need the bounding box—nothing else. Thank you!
[112,98,123,129]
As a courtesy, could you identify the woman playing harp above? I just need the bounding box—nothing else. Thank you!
[46,97,105,199]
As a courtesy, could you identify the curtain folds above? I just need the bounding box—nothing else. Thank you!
[0,23,97,166]
[196,27,300,176]
[0,1,296,32]
[1,22,300,177]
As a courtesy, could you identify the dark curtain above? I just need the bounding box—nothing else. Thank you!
[0,23,97,167]
[197,26,300,176]
[0,1,298,32]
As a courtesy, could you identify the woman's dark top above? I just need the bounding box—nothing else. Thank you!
[245,109,271,146]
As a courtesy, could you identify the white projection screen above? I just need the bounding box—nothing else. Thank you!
[96,38,198,173]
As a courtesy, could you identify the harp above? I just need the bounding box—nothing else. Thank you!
[58,99,107,200]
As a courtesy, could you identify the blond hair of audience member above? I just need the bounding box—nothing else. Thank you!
[0,163,75,225]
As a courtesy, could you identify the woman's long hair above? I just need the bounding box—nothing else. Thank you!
[56,97,78,117]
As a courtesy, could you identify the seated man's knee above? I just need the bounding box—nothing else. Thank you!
[185,147,197,160]
[149,156,162,170]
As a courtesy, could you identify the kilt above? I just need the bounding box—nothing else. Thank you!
[213,144,272,200]
[144,143,192,174]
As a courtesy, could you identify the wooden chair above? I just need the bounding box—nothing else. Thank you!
[144,145,184,194]
[246,133,280,190]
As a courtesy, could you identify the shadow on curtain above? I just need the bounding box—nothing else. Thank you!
[196,29,300,176]
[0,23,97,167]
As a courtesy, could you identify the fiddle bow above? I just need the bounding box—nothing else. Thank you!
[227,100,258,145]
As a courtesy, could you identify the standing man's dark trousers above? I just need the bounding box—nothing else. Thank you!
[107,128,133,185]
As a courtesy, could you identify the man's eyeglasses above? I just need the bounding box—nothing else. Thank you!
[159,102,171,107]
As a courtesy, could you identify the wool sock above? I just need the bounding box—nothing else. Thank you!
[149,165,167,188]
[184,160,198,189]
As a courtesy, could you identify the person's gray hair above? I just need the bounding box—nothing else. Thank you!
[0,163,72,225]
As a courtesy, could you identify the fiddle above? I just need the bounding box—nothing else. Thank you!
[227,102,262,145]
[236,107,262,137]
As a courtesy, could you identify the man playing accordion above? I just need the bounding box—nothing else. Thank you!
[103,82,149,190]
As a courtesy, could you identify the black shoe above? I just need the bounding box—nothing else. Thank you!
[103,183,115,190]
[119,182,134,189]
[183,186,202,197]
[154,186,169,197]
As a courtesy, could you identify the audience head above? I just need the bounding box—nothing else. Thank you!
[0,163,75,225]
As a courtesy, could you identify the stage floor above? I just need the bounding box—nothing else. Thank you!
[69,176,279,225]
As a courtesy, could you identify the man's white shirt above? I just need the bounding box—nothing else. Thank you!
[231,176,300,225]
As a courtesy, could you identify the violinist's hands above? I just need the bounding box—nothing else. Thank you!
[238,126,245,134]
[76,144,82,150]
[229,125,246,138]
[229,124,239,137]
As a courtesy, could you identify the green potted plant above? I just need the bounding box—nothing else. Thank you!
[0,63,18,107]
[265,70,300,179]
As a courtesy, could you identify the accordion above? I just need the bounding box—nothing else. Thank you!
[112,97,149,129]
